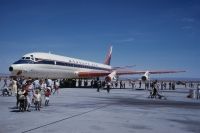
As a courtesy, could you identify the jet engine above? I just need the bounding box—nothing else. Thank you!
[141,71,150,81]
[141,75,148,81]
[105,71,117,82]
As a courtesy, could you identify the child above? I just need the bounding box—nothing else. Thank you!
[34,90,41,111]
[45,87,51,106]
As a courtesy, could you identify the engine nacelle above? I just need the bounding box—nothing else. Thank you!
[141,71,150,81]
[141,75,148,81]
[105,71,117,82]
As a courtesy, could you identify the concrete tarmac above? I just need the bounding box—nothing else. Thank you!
[0,88,200,133]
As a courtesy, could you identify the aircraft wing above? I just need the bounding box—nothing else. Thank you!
[77,69,143,78]
[77,69,185,79]
[78,69,185,77]
[115,70,186,75]
[146,70,186,74]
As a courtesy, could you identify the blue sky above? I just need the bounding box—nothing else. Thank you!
[0,0,199,78]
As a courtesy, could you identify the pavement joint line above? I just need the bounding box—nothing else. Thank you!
[21,104,111,133]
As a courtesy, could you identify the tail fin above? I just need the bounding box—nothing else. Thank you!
[104,46,112,65]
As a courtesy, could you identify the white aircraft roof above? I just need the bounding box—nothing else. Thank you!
[23,52,111,69]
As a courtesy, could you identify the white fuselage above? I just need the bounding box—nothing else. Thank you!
[9,52,112,79]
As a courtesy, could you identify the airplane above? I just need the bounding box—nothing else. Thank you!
[8,46,185,82]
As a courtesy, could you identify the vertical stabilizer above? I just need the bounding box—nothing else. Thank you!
[104,46,112,65]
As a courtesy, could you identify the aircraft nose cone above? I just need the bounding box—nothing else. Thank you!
[9,66,13,72]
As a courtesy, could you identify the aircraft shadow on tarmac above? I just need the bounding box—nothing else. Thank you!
[52,96,200,110]
[7,97,200,113]
[89,96,200,109]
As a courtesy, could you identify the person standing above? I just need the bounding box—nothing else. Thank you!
[115,81,118,88]
[3,78,8,88]
[39,79,47,107]
[45,87,51,106]
[91,80,94,88]
[120,80,123,89]
[139,81,142,88]
[169,82,172,90]
[53,80,60,95]
[106,82,111,93]
[197,83,200,99]
[131,82,135,89]
[26,80,33,111]
[34,90,42,111]
[11,78,17,96]
[152,81,158,98]
[97,80,101,92]
[18,86,28,111]
[33,79,40,90]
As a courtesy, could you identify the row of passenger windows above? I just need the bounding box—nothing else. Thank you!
[14,59,109,71]
[56,61,107,70]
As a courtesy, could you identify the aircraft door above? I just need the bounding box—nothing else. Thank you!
[30,55,35,62]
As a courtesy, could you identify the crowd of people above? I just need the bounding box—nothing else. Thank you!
[1,78,60,112]
[1,77,200,111]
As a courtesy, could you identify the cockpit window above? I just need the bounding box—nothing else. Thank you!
[13,59,34,64]
[16,54,35,64]
[21,57,31,60]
